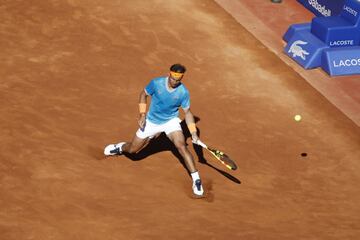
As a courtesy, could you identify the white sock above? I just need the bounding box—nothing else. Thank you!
[117,142,125,151]
[191,171,200,182]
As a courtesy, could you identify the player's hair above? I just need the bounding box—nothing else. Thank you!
[170,63,186,73]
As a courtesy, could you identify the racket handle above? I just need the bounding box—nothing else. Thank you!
[192,139,207,149]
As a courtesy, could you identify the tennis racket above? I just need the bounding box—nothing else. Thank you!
[193,140,237,170]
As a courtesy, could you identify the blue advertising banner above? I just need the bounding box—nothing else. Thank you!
[322,47,360,76]
[283,23,311,42]
[297,0,346,16]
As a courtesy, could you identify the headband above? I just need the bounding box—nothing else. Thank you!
[170,71,184,78]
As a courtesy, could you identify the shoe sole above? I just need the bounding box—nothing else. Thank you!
[191,192,206,199]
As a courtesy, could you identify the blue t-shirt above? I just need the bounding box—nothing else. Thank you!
[144,76,190,124]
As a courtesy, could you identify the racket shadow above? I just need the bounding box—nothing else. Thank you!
[193,145,241,184]
[181,119,241,185]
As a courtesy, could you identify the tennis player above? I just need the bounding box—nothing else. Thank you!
[104,64,204,197]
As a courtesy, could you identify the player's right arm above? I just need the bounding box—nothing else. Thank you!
[138,79,156,129]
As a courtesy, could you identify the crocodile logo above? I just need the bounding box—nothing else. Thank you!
[288,40,310,60]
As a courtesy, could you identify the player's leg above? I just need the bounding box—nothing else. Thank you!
[167,130,196,172]
[121,135,149,154]
[165,119,204,196]
[122,131,161,154]
[104,119,161,156]
[104,134,154,156]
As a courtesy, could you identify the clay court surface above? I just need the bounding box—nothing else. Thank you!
[1,1,360,239]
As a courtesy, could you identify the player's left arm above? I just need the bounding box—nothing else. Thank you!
[183,108,199,143]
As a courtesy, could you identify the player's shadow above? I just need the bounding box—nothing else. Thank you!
[123,117,241,184]
[123,132,188,172]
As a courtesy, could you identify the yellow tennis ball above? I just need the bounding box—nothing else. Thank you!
[294,115,302,121]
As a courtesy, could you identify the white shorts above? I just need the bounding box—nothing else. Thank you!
[136,117,182,139]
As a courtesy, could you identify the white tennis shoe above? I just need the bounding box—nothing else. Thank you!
[104,142,125,156]
[192,179,204,196]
